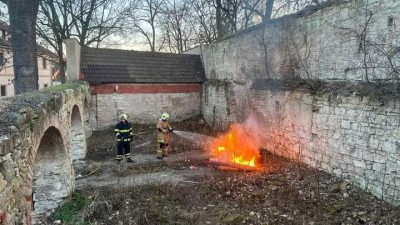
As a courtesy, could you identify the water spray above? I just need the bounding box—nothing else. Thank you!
[172,130,215,150]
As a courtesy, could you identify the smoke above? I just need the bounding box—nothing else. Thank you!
[241,112,265,149]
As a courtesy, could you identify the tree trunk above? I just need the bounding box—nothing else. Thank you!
[264,0,274,22]
[216,0,223,39]
[56,40,66,83]
[8,0,40,94]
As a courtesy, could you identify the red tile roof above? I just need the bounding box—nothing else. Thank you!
[80,47,206,84]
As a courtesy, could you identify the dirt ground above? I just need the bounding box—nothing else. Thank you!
[49,117,400,225]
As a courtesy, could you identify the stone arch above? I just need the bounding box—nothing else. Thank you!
[32,126,73,221]
[70,105,87,160]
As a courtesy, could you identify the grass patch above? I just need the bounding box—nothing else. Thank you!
[51,191,87,224]
[43,81,84,92]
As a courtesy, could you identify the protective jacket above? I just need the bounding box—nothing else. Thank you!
[157,119,172,144]
[115,121,133,142]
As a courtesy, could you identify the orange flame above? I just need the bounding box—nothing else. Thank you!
[210,123,261,169]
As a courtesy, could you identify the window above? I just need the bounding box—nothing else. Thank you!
[0,53,4,65]
[1,85,6,96]
[44,84,48,88]
[42,58,47,69]
[1,30,5,39]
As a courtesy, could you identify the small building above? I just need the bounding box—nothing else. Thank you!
[0,20,56,97]
[64,39,206,130]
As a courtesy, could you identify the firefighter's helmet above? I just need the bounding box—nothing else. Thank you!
[120,114,128,120]
[161,113,169,120]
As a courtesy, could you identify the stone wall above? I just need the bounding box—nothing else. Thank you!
[199,0,400,104]
[198,0,400,204]
[90,83,202,130]
[0,82,91,224]
[251,89,400,204]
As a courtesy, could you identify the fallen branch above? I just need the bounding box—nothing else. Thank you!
[209,158,258,171]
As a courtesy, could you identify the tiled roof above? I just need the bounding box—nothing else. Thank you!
[80,47,206,84]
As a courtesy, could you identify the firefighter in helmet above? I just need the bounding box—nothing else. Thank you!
[156,112,173,159]
[114,113,134,162]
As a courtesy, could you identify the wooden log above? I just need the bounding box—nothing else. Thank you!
[209,158,258,171]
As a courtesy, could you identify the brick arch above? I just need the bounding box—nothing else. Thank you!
[31,126,74,223]
[70,105,87,160]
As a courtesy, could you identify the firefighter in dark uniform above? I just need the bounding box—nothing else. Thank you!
[114,114,134,162]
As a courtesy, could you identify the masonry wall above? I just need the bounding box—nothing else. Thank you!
[90,83,202,130]
[200,0,400,90]
[199,0,400,204]
[0,83,91,224]
[251,89,400,204]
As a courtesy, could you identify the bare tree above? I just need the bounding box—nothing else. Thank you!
[1,0,40,94]
[242,0,328,24]
[161,0,196,53]
[212,0,243,37]
[273,0,323,17]
[69,0,127,47]
[215,0,223,38]
[243,0,274,22]
[222,0,243,33]
[37,0,72,83]
[188,0,217,44]
[37,0,127,83]
[0,50,13,72]
[126,0,165,52]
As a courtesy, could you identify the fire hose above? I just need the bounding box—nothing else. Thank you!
[75,165,101,180]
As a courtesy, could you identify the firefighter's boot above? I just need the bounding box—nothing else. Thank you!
[157,143,163,159]
[162,145,169,157]
[126,158,134,163]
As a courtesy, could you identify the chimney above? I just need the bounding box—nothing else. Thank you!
[63,38,81,81]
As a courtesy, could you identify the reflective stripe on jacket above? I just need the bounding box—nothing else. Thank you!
[115,121,133,142]
[157,119,171,143]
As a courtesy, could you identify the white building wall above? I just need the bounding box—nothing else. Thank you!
[0,48,54,97]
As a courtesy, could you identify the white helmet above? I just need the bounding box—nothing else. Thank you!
[120,114,127,120]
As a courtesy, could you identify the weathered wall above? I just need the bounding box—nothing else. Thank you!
[200,0,400,84]
[199,0,400,204]
[90,83,202,130]
[0,82,91,224]
[251,89,400,204]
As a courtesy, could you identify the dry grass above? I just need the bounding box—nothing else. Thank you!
[47,117,400,225]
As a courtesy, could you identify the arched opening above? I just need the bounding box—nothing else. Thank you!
[70,105,87,160]
[32,127,73,221]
